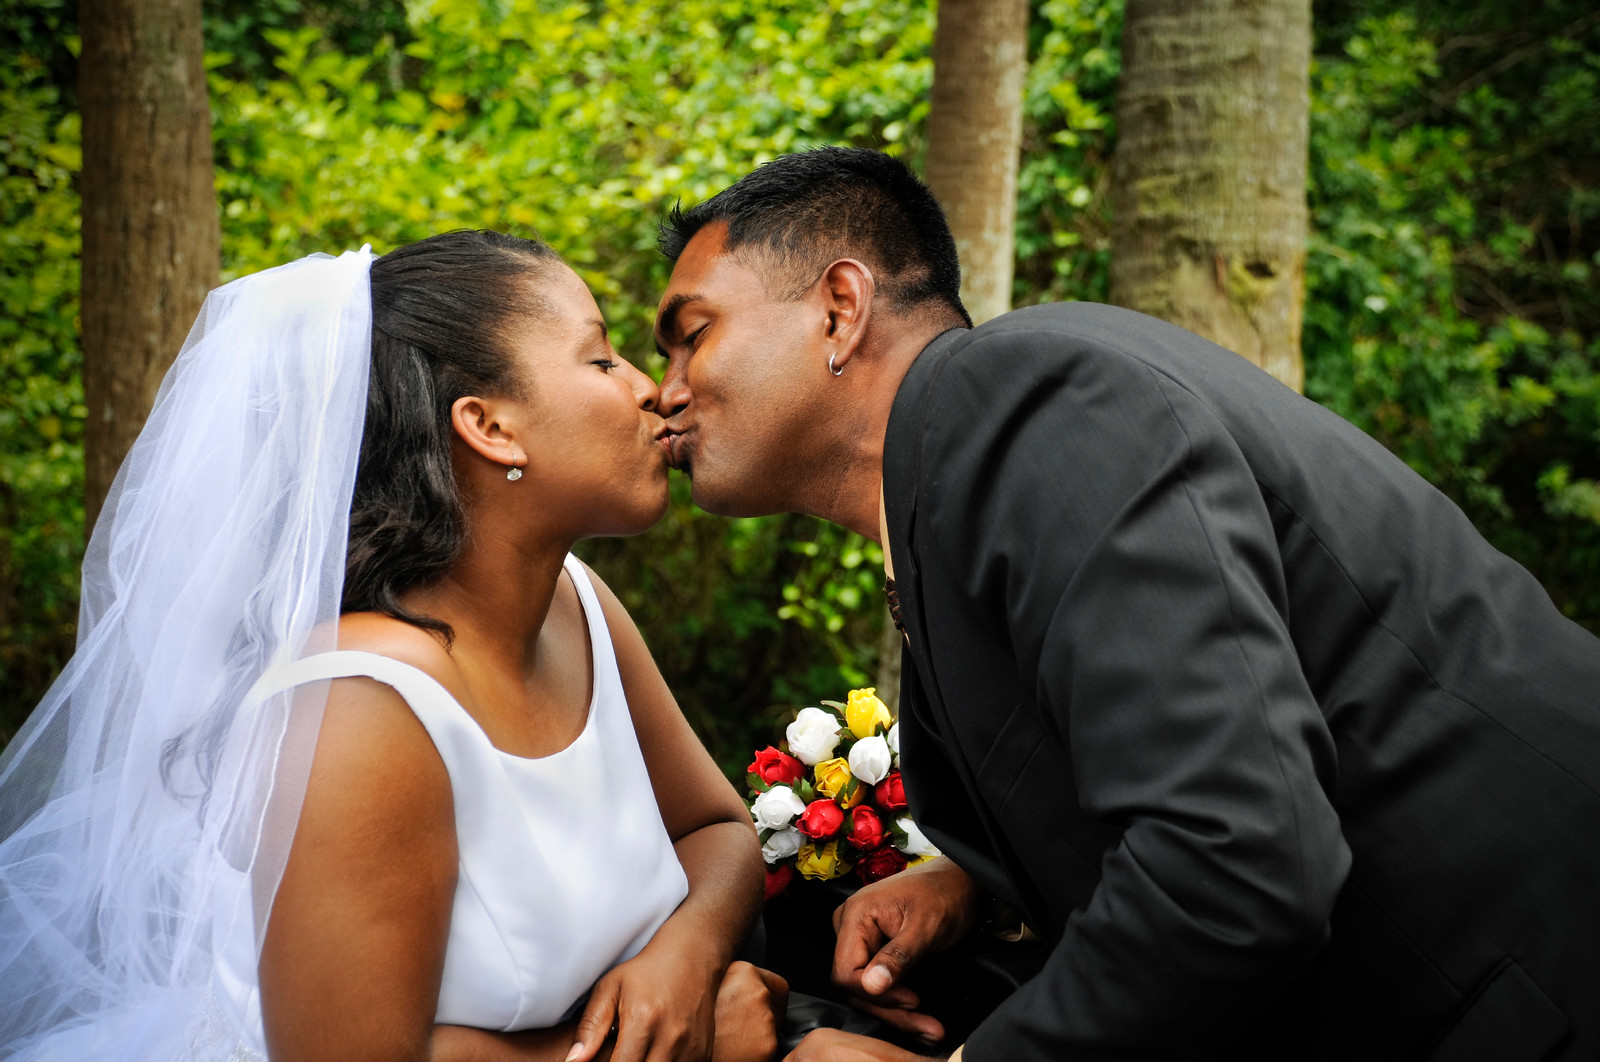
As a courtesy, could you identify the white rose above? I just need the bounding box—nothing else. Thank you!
[886,721,900,766]
[750,785,806,831]
[761,827,803,864]
[847,734,892,785]
[895,816,941,859]
[785,706,842,765]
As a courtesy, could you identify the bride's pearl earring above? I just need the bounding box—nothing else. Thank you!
[506,465,523,482]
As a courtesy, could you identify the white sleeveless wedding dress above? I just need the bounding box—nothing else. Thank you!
[221,554,690,1051]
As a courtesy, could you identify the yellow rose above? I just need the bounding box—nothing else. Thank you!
[846,688,893,740]
[796,840,853,881]
[812,757,865,807]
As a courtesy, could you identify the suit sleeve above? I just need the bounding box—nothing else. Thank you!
[916,326,1352,1059]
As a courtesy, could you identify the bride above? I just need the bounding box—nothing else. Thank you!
[0,232,783,1061]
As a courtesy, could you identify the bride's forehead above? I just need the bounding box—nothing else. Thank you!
[536,265,600,317]
[500,270,607,356]
[495,264,599,334]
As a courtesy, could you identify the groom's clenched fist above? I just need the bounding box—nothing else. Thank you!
[712,961,789,1062]
[830,858,983,1044]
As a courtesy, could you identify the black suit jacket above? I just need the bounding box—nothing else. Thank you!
[881,303,1600,1061]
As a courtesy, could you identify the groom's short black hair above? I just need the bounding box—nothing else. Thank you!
[659,147,972,327]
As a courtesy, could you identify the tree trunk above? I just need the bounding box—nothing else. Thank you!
[80,0,219,531]
[1109,0,1311,391]
[924,0,1029,326]
[878,0,1028,712]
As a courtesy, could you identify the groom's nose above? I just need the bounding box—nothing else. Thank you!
[657,358,691,420]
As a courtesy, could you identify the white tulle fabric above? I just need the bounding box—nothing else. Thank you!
[0,249,375,1061]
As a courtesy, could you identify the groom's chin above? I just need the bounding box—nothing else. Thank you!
[685,476,739,518]
[685,470,780,520]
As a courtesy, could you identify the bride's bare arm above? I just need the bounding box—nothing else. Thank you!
[572,565,775,1062]
[257,675,600,1062]
[259,583,772,1062]
[258,672,454,1060]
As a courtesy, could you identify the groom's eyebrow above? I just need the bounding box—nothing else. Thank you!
[654,294,705,354]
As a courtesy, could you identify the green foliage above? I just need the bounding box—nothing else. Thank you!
[1304,7,1600,626]
[2,0,935,759]
[3,0,1596,757]
[207,0,934,771]
[579,484,885,775]
[208,0,933,346]
[771,525,885,693]
[204,0,411,85]
[0,0,82,741]
[1015,0,1122,306]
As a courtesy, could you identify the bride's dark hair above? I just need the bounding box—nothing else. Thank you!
[343,229,560,640]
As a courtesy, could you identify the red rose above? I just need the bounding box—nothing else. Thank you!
[855,845,908,884]
[763,863,795,901]
[748,745,804,787]
[875,771,908,812]
[796,798,845,839]
[845,805,886,850]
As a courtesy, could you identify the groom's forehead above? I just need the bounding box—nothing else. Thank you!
[657,227,776,328]
[668,221,735,280]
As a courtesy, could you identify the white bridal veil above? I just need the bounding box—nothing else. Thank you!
[0,249,375,1060]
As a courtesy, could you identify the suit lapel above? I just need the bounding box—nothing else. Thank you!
[884,332,1052,931]
[883,331,958,746]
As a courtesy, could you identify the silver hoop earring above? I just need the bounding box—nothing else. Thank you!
[828,353,844,377]
[506,465,523,482]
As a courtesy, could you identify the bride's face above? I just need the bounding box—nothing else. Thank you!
[499,265,671,537]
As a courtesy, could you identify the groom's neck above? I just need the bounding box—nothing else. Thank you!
[801,315,958,543]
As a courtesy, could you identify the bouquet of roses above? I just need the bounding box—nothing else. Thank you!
[746,687,940,900]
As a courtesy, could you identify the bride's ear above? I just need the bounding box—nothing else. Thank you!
[450,394,522,469]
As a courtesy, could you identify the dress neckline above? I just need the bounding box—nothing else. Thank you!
[325,558,603,764]
[485,557,603,764]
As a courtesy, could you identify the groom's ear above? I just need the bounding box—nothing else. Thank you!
[450,394,523,469]
[818,258,875,371]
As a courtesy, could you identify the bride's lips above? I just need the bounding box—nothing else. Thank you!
[654,426,679,467]
[661,428,691,469]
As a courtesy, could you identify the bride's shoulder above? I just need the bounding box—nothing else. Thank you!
[271,616,458,973]
[305,614,457,800]
[311,613,466,746]
[334,611,461,686]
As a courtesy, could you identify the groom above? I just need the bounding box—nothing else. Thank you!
[653,148,1600,1061]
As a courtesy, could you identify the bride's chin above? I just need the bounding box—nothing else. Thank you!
[642,484,671,526]
[599,486,670,538]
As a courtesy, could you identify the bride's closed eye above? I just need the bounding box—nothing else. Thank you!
[591,357,620,372]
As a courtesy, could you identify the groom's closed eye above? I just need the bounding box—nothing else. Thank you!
[655,292,707,348]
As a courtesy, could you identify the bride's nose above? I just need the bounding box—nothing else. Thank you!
[624,358,660,413]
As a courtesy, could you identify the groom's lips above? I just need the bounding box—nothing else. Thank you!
[662,428,690,471]
[657,427,683,469]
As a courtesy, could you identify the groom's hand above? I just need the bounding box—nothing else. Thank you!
[711,961,788,1062]
[830,858,983,1044]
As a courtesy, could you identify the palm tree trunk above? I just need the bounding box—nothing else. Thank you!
[878,0,1030,712]
[1110,0,1311,391]
[924,0,1030,325]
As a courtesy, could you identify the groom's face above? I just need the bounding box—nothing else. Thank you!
[655,222,831,517]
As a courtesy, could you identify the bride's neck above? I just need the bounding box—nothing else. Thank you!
[402,519,575,676]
